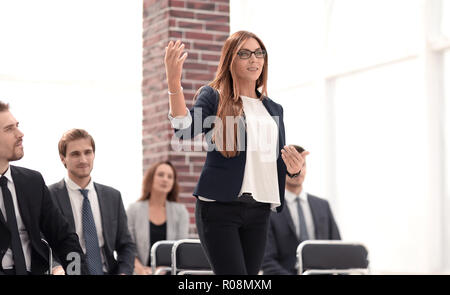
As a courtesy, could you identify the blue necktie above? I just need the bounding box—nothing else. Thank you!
[0,176,27,275]
[79,189,103,275]
[296,197,309,243]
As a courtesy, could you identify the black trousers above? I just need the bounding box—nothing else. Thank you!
[195,195,271,275]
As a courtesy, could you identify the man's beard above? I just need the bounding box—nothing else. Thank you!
[8,148,24,162]
[70,167,92,179]
[287,182,300,187]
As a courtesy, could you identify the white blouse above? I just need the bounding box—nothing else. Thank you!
[239,96,280,210]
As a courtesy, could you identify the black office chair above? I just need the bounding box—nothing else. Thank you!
[150,240,176,275]
[171,239,213,275]
[41,238,53,275]
[296,240,369,275]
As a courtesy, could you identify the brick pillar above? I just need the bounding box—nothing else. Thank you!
[142,0,230,236]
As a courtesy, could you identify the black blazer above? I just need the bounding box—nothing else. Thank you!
[49,179,135,275]
[0,166,87,275]
[174,86,287,212]
[262,193,341,275]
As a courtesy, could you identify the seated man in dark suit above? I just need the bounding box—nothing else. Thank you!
[49,128,135,275]
[262,145,341,275]
[0,101,87,275]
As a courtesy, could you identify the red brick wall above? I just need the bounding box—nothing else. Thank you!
[142,0,230,236]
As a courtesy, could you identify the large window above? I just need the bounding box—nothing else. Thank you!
[443,0,450,38]
[333,60,428,272]
[232,0,449,274]
[276,84,329,200]
[327,0,420,73]
[231,0,324,89]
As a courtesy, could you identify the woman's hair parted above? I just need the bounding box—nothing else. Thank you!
[198,31,268,158]
[139,161,180,202]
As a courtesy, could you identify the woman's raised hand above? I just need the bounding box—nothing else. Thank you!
[164,40,188,93]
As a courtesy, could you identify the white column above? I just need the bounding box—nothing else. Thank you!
[321,0,338,213]
[419,0,446,273]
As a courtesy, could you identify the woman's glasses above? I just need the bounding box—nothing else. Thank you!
[237,49,266,59]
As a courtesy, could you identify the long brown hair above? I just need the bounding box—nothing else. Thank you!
[139,161,180,202]
[205,31,269,158]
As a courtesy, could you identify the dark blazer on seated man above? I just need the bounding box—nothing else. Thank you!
[49,128,135,275]
[262,193,341,275]
[262,145,341,275]
[0,101,87,275]
[1,166,88,275]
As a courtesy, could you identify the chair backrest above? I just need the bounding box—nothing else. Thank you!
[297,240,369,275]
[150,240,176,275]
[41,238,53,275]
[171,239,213,275]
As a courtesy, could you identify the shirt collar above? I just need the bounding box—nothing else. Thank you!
[241,96,262,104]
[285,188,308,203]
[1,165,13,184]
[64,175,95,192]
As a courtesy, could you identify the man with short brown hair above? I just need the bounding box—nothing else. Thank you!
[49,128,135,275]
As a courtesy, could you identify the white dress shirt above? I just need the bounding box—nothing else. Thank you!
[284,189,316,240]
[0,166,32,271]
[64,176,107,271]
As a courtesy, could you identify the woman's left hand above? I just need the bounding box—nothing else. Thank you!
[281,145,309,174]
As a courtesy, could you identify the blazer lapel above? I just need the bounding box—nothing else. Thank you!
[94,183,109,247]
[308,195,323,239]
[10,166,32,231]
[283,204,298,240]
[262,98,284,152]
[262,98,279,127]
[165,202,173,240]
[55,179,76,231]
[138,200,150,264]
[0,211,5,225]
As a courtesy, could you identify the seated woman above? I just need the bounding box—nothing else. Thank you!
[127,161,189,275]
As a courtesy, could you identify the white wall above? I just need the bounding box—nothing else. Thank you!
[444,49,450,270]
[0,0,143,209]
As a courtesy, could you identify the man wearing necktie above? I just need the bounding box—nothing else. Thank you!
[262,145,341,275]
[49,129,135,275]
[0,101,87,275]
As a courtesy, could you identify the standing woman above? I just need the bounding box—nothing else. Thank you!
[127,161,189,275]
[165,31,308,275]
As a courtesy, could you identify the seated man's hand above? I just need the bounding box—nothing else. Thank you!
[135,265,152,275]
[52,265,65,275]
